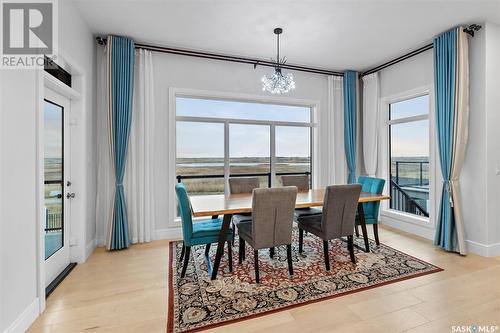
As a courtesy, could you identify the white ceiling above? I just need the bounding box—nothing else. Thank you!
[73,0,500,71]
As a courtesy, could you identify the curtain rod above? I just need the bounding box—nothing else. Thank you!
[360,24,481,77]
[96,37,344,77]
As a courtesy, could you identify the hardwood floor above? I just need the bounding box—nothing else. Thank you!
[29,226,500,333]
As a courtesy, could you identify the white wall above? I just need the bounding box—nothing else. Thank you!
[96,52,345,242]
[0,0,96,331]
[376,23,500,256]
[484,22,500,251]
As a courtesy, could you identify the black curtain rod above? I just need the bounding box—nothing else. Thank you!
[360,24,481,77]
[96,37,344,76]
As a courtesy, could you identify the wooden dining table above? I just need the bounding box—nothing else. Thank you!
[189,188,390,280]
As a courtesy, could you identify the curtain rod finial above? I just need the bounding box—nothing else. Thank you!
[96,36,107,45]
[463,24,481,37]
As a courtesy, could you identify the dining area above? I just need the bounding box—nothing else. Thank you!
[175,175,389,282]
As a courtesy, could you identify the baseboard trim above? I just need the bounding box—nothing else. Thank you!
[3,298,39,333]
[84,239,96,261]
[465,240,500,257]
[154,227,182,241]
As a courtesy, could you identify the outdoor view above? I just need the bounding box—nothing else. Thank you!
[44,100,64,259]
[389,95,430,217]
[176,97,311,195]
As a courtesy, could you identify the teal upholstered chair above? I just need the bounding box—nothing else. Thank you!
[355,176,385,245]
[175,183,234,278]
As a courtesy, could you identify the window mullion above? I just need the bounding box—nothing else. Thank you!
[270,125,276,188]
[224,121,229,196]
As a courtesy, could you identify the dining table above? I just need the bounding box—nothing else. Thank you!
[189,188,390,280]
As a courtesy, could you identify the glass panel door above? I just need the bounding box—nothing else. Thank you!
[44,100,64,259]
[44,88,71,288]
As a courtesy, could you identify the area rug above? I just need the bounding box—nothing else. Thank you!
[167,230,442,333]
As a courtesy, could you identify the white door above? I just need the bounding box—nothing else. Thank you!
[43,88,72,287]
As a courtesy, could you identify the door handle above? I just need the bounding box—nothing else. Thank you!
[66,192,75,199]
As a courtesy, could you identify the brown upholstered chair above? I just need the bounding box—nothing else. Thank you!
[281,175,309,191]
[228,177,260,226]
[237,186,298,283]
[297,184,361,271]
[282,175,322,219]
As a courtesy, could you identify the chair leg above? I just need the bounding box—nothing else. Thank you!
[298,228,304,253]
[227,241,233,272]
[254,249,260,283]
[238,236,245,264]
[355,224,359,237]
[286,244,293,276]
[323,240,330,271]
[373,224,380,245]
[269,247,275,259]
[347,235,356,264]
[181,246,191,278]
[179,242,185,262]
[204,243,211,257]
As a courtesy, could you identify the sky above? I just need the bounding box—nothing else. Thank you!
[44,101,63,159]
[177,97,311,158]
[390,95,430,158]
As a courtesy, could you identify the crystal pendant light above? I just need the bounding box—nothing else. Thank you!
[261,28,296,94]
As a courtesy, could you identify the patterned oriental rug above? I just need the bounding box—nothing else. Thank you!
[168,229,442,333]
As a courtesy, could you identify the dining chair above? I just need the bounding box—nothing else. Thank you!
[228,177,260,239]
[175,183,234,278]
[355,176,385,245]
[296,184,361,271]
[282,174,322,219]
[236,186,298,283]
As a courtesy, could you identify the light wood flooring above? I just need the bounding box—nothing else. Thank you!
[29,226,500,333]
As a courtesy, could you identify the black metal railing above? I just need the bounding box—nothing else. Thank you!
[45,211,62,231]
[177,171,311,189]
[390,180,429,217]
[392,161,429,187]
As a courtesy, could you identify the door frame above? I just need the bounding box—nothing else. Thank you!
[36,52,84,314]
[43,90,71,286]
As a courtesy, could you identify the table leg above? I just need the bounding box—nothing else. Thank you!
[357,203,370,252]
[211,213,232,280]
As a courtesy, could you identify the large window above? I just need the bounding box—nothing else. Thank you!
[176,96,313,196]
[388,95,430,217]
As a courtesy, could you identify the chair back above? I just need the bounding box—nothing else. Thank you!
[229,177,260,194]
[357,176,385,219]
[175,183,193,243]
[251,186,297,249]
[281,175,310,191]
[321,184,362,239]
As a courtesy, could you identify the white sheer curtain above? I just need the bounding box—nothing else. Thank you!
[125,49,155,244]
[327,75,345,184]
[95,46,113,245]
[96,48,156,246]
[361,73,380,176]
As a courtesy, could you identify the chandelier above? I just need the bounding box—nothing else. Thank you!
[261,28,295,94]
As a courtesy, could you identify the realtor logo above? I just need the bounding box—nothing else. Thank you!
[2,2,53,54]
[1,0,57,68]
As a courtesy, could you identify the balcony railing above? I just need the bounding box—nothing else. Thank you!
[390,160,429,217]
[390,180,429,217]
[45,210,62,232]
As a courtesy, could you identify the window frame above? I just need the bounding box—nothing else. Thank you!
[378,86,438,237]
[168,88,319,227]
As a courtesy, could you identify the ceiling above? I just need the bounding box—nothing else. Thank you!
[74,0,500,71]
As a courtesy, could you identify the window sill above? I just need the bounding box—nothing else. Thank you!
[381,209,433,229]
